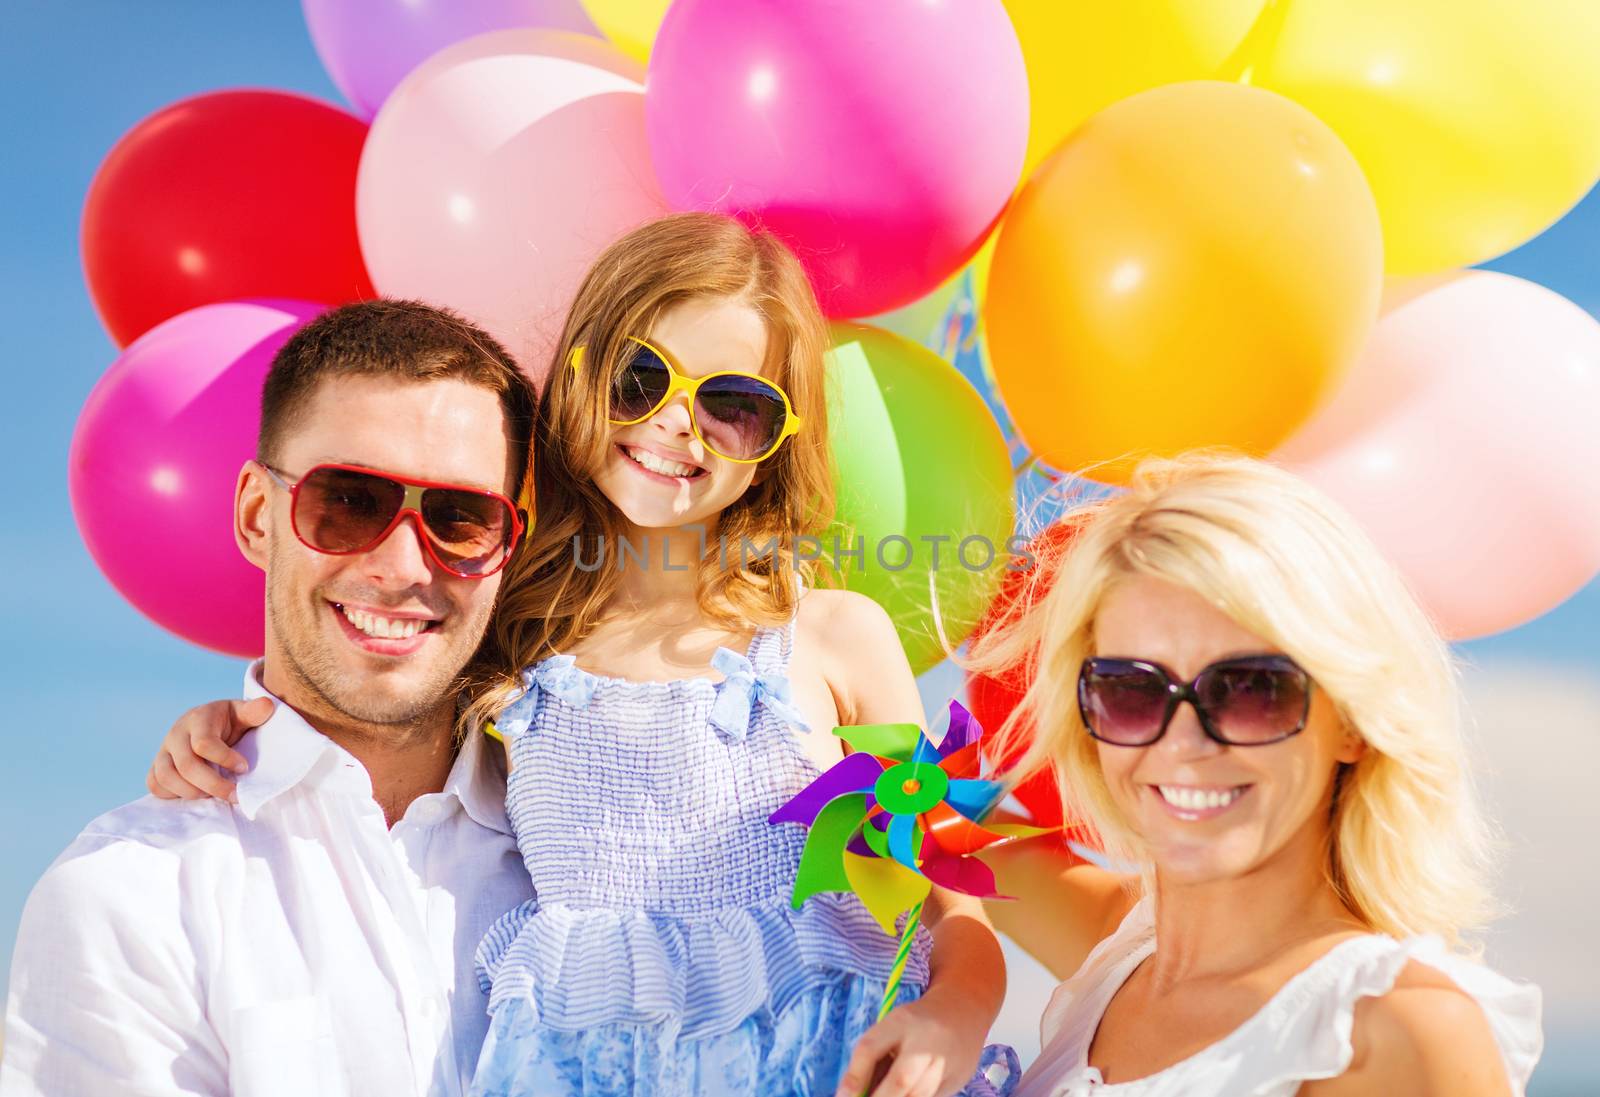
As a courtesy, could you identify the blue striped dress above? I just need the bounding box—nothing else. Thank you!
[469,616,1017,1096]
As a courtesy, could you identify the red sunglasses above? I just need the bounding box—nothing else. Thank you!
[259,462,526,579]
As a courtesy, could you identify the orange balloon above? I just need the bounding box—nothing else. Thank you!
[984,81,1382,483]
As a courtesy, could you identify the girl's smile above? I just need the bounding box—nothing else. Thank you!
[616,441,710,483]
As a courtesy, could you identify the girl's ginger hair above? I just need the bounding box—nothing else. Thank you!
[465,213,834,728]
[967,452,1500,948]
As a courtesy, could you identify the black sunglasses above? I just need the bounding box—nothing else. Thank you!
[1077,654,1314,747]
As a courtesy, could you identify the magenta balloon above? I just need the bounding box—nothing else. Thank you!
[358,29,668,383]
[646,0,1028,319]
[302,0,597,118]
[1277,271,1600,640]
[69,300,328,658]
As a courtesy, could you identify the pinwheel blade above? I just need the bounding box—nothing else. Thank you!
[836,722,923,764]
[790,794,870,909]
[937,701,981,756]
[945,778,1004,821]
[769,752,886,826]
[920,846,1002,899]
[938,743,984,781]
[887,811,922,871]
[843,851,931,934]
[986,822,1056,842]
[861,812,892,859]
[922,799,1010,857]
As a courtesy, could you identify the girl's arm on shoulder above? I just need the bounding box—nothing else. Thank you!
[1309,961,1513,1097]
[146,698,273,803]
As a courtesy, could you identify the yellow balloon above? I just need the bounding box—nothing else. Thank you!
[984,81,1382,483]
[1004,0,1267,176]
[1250,0,1600,274]
[580,0,670,63]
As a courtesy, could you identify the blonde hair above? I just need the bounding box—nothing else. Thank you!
[967,452,1499,947]
[465,213,834,728]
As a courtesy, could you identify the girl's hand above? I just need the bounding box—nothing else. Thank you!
[145,698,273,804]
[836,988,988,1097]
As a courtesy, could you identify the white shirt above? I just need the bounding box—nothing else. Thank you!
[0,665,533,1097]
[1014,897,1543,1097]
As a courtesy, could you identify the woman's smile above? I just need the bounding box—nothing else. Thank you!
[1146,782,1253,821]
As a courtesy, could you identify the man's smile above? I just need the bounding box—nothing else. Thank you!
[330,600,443,656]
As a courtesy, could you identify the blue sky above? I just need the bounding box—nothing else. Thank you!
[2,2,1596,1090]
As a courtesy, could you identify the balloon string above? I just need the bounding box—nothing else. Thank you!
[1013,448,1065,483]
[1215,0,1292,85]
[928,567,956,664]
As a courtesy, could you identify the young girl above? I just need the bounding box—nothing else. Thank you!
[149,214,1017,1097]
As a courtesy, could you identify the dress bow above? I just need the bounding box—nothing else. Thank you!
[707,647,811,742]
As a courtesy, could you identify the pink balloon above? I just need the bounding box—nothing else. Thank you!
[646,0,1028,319]
[357,30,669,383]
[302,0,597,119]
[1276,271,1600,640]
[69,300,328,658]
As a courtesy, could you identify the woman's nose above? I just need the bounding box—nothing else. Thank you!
[1154,700,1225,758]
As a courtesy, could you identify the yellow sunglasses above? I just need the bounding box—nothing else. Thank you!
[569,336,803,464]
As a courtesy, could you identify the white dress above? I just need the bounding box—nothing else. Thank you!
[1013,898,1543,1097]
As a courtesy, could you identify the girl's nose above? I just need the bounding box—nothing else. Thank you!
[650,393,695,437]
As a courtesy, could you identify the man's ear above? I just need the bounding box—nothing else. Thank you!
[234,461,273,571]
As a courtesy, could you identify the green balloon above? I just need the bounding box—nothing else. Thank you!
[826,323,1015,674]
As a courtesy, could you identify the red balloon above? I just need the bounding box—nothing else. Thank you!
[970,518,1088,829]
[82,90,374,346]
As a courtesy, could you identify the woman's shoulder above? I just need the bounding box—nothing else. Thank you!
[1284,936,1542,1097]
[1328,963,1506,1091]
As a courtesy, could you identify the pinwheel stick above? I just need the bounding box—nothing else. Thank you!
[877,897,926,1022]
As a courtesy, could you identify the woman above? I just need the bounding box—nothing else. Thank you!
[969,453,1541,1096]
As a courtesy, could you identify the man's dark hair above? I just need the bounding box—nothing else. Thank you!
[259,299,537,497]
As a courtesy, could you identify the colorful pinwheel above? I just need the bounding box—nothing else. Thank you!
[770,700,1034,1020]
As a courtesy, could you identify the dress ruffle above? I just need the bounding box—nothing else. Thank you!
[469,977,1020,1097]
[1245,933,1544,1096]
[476,891,933,1039]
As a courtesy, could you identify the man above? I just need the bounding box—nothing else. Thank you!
[1,300,538,1096]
